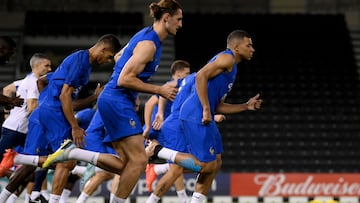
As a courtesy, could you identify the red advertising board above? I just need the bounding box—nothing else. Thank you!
[231,173,360,197]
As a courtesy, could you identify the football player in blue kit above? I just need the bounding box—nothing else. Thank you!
[149,30,263,203]
[41,1,183,203]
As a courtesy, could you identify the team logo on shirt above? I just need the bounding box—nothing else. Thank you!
[129,118,136,128]
[209,147,215,156]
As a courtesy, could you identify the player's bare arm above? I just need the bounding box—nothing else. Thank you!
[196,54,235,124]
[60,84,86,147]
[118,40,177,100]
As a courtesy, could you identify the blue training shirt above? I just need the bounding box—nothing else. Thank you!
[180,49,237,123]
[103,26,162,102]
[37,72,53,105]
[150,77,183,123]
[41,50,91,110]
[171,72,196,118]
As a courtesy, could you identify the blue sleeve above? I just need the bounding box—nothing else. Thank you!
[63,54,82,87]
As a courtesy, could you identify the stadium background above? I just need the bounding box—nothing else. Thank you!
[1,0,360,202]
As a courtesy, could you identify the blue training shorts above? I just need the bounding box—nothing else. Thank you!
[39,107,71,152]
[97,96,143,143]
[181,119,223,162]
[23,108,51,155]
[159,114,188,153]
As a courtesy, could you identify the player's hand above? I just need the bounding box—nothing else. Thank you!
[143,126,150,139]
[214,114,226,123]
[72,126,86,148]
[202,109,212,125]
[152,113,164,130]
[246,93,263,110]
[159,83,178,101]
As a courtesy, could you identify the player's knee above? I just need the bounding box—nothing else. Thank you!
[131,154,148,170]
[200,161,218,173]
[59,160,77,170]
[169,166,183,177]
[98,171,114,180]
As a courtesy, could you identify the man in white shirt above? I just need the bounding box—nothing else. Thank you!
[0,53,51,163]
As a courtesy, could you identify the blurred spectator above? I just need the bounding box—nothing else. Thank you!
[0,35,24,124]
[0,35,16,65]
